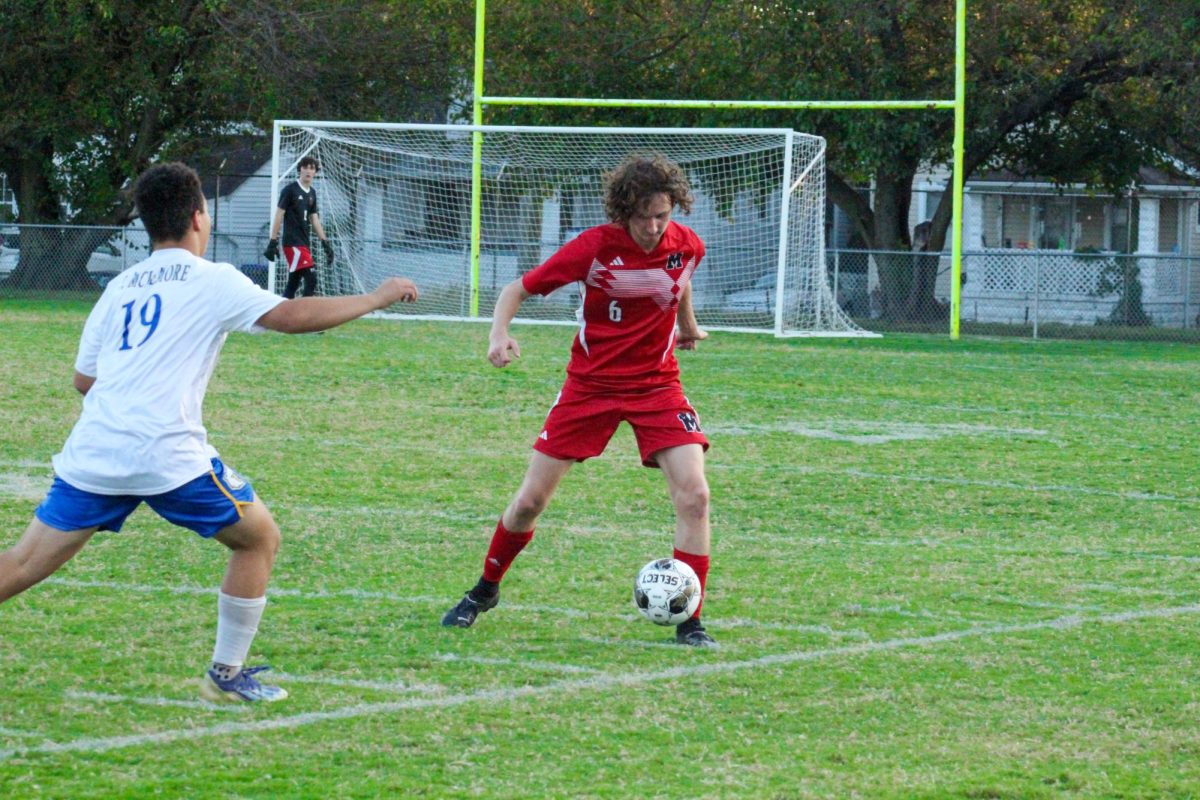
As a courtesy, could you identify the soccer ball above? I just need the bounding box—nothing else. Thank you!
[633,558,701,626]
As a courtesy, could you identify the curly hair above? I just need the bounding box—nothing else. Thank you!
[602,153,693,223]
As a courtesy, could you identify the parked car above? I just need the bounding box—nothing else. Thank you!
[87,241,130,288]
[725,272,779,314]
[0,227,18,276]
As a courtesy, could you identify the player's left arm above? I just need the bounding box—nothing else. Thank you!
[73,372,95,395]
[309,212,328,242]
[675,284,708,351]
[310,212,334,261]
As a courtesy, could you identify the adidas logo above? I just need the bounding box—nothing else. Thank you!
[538,431,549,440]
[609,256,624,266]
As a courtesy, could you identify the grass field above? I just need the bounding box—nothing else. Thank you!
[1,297,1198,799]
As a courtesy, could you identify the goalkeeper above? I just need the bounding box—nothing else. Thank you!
[264,155,335,298]
[441,154,717,647]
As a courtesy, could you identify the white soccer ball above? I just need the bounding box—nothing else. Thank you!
[633,558,701,626]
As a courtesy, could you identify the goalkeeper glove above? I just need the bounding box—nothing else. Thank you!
[263,238,279,261]
[321,239,335,265]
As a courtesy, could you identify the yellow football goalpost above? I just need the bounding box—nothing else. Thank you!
[467,0,967,339]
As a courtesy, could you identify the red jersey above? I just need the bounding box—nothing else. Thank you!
[521,221,705,391]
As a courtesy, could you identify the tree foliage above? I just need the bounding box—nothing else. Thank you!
[0,0,472,288]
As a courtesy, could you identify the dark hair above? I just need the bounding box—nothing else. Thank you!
[133,163,205,243]
[603,154,693,223]
[299,156,320,172]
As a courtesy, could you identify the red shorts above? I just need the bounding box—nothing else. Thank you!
[283,246,314,273]
[533,380,709,467]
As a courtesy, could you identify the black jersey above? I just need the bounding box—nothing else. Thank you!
[277,181,318,247]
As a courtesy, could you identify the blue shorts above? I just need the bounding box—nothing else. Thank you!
[34,458,257,538]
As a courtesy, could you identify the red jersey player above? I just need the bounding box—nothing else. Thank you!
[441,154,717,647]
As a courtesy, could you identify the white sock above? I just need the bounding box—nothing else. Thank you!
[211,591,267,673]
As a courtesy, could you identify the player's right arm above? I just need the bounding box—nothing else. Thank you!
[73,372,95,395]
[268,207,285,241]
[488,278,532,368]
[256,277,418,333]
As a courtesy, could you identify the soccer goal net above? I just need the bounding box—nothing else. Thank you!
[272,121,869,336]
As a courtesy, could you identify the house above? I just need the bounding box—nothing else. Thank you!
[904,167,1200,328]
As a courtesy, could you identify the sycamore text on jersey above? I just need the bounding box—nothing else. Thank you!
[121,262,193,289]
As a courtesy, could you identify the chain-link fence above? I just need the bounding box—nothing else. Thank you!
[829,248,1200,342]
[3,224,1198,342]
[0,223,277,294]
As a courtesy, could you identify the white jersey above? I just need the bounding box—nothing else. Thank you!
[52,248,285,495]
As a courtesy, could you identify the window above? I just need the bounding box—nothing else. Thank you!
[1075,197,1108,250]
[1001,196,1033,249]
[1038,197,1072,250]
[1158,198,1181,254]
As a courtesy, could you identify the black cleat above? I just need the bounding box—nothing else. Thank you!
[441,589,499,628]
[675,617,718,648]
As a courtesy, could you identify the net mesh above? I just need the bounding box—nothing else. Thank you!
[273,122,867,335]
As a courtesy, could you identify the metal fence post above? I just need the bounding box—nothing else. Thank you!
[1184,257,1192,329]
[832,250,840,309]
[1033,252,1040,340]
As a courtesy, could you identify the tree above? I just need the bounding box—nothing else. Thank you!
[477,0,1200,321]
[0,0,472,290]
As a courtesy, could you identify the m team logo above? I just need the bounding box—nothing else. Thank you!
[677,411,702,433]
[666,252,683,271]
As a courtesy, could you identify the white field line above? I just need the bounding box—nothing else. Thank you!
[65,690,250,713]
[213,508,1200,567]
[579,635,682,650]
[3,603,1197,762]
[711,463,1200,506]
[707,420,1054,446]
[841,604,963,621]
[434,654,603,675]
[269,673,444,694]
[956,595,1107,613]
[0,726,46,740]
[702,618,873,639]
[787,535,1200,566]
[37,577,880,635]
[1076,582,1198,599]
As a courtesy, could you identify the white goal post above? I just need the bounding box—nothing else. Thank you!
[271,120,872,336]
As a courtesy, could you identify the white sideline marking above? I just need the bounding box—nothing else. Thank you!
[286,503,487,525]
[435,654,603,675]
[713,463,1200,506]
[961,596,1106,613]
[39,578,606,620]
[270,673,444,694]
[39,578,880,634]
[709,420,1051,445]
[715,618,873,639]
[0,726,46,740]
[65,690,249,713]
[2,603,1197,762]
[580,635,682,650]
[0,471,48,501]
[1078,583,1197,598]
[842,604,962,621]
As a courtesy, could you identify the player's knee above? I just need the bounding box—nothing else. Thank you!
[509,490,550,525]
[258,518,282,557]
[673,481,710,521]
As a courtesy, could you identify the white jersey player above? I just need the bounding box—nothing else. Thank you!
[0,162,418,702]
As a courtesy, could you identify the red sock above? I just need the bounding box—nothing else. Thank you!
[673,547,710,618]
[481,520,534,583]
